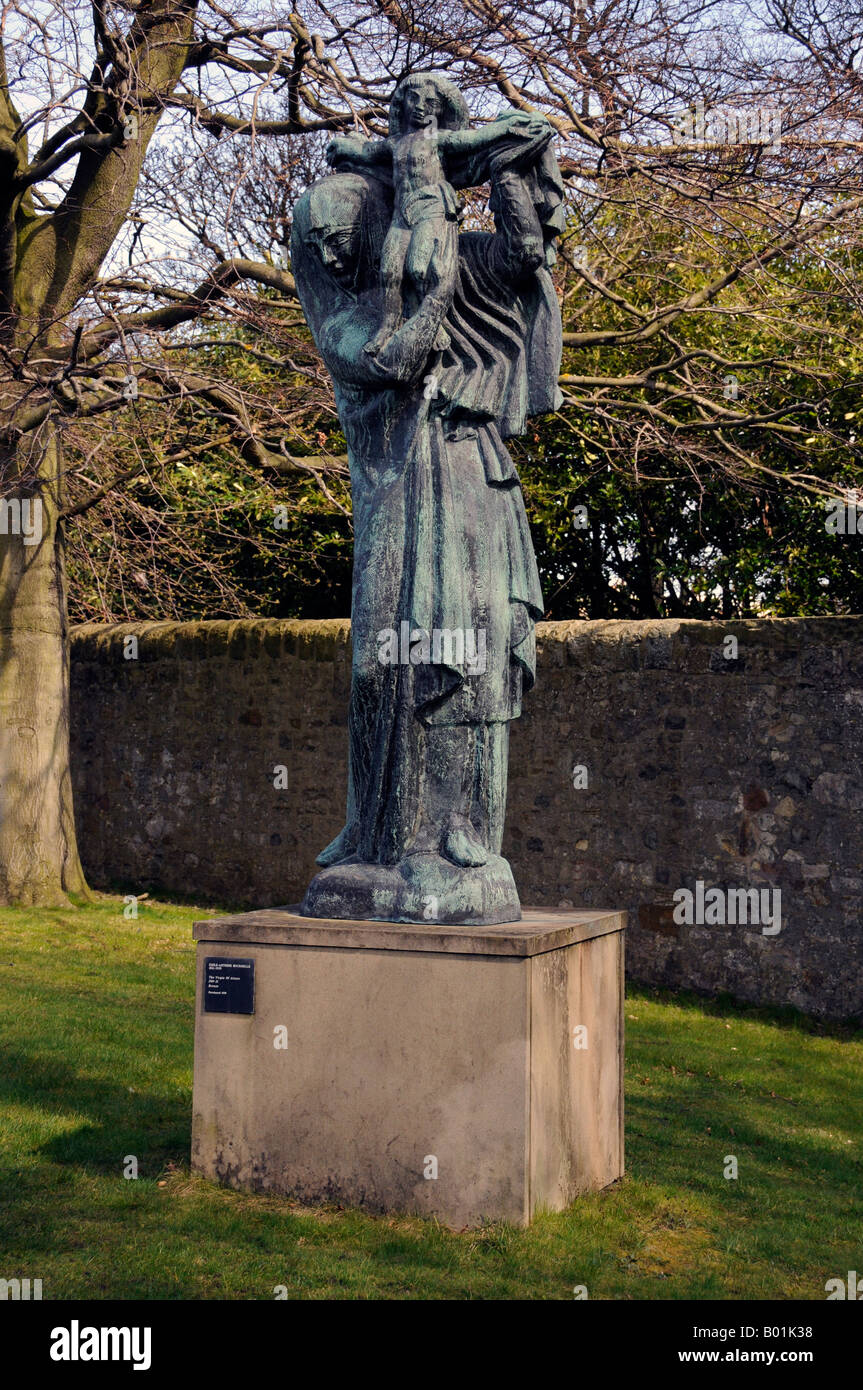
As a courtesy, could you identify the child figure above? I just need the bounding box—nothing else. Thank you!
[326,75,551,358]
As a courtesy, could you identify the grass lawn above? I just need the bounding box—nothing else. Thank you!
[1,893,861,1300]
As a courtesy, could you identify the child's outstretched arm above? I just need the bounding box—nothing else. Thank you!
[326,136,391,169]
[439,111,551,160]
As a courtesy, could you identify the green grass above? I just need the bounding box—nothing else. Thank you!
[1,894,861,1300]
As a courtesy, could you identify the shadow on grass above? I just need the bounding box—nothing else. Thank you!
[1,1047,190,1175]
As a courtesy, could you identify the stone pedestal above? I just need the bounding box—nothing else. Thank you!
[191,908,625,1228]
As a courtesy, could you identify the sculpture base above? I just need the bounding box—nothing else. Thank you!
[301,851,521,925]
[191,908,626,1227]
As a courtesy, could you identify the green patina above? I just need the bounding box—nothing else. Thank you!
[290,79,565,925]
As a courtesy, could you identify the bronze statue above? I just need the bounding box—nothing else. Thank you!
[291,77,564,924]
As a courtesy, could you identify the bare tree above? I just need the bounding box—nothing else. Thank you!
[0,0,384,905]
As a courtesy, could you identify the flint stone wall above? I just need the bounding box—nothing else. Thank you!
[70,617,863,1020]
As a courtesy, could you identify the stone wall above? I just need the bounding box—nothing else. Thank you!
[70,617,863,1020]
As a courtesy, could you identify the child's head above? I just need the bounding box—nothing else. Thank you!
[400,77,441,129]
[390,75,470,138]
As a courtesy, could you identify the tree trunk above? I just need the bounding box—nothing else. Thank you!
[0,424,89,905]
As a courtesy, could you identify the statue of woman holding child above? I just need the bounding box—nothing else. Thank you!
[292,74,564,925]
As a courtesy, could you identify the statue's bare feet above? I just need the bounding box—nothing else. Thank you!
[432,325,450,353]
[441,814,488,867]
[316,826,357,867]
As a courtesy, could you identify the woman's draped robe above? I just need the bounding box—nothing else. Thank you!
[318,225,561,865]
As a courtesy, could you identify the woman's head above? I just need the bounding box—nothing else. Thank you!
[303,178,367,288]
[292,172,391,296]
[290,171,393,356]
